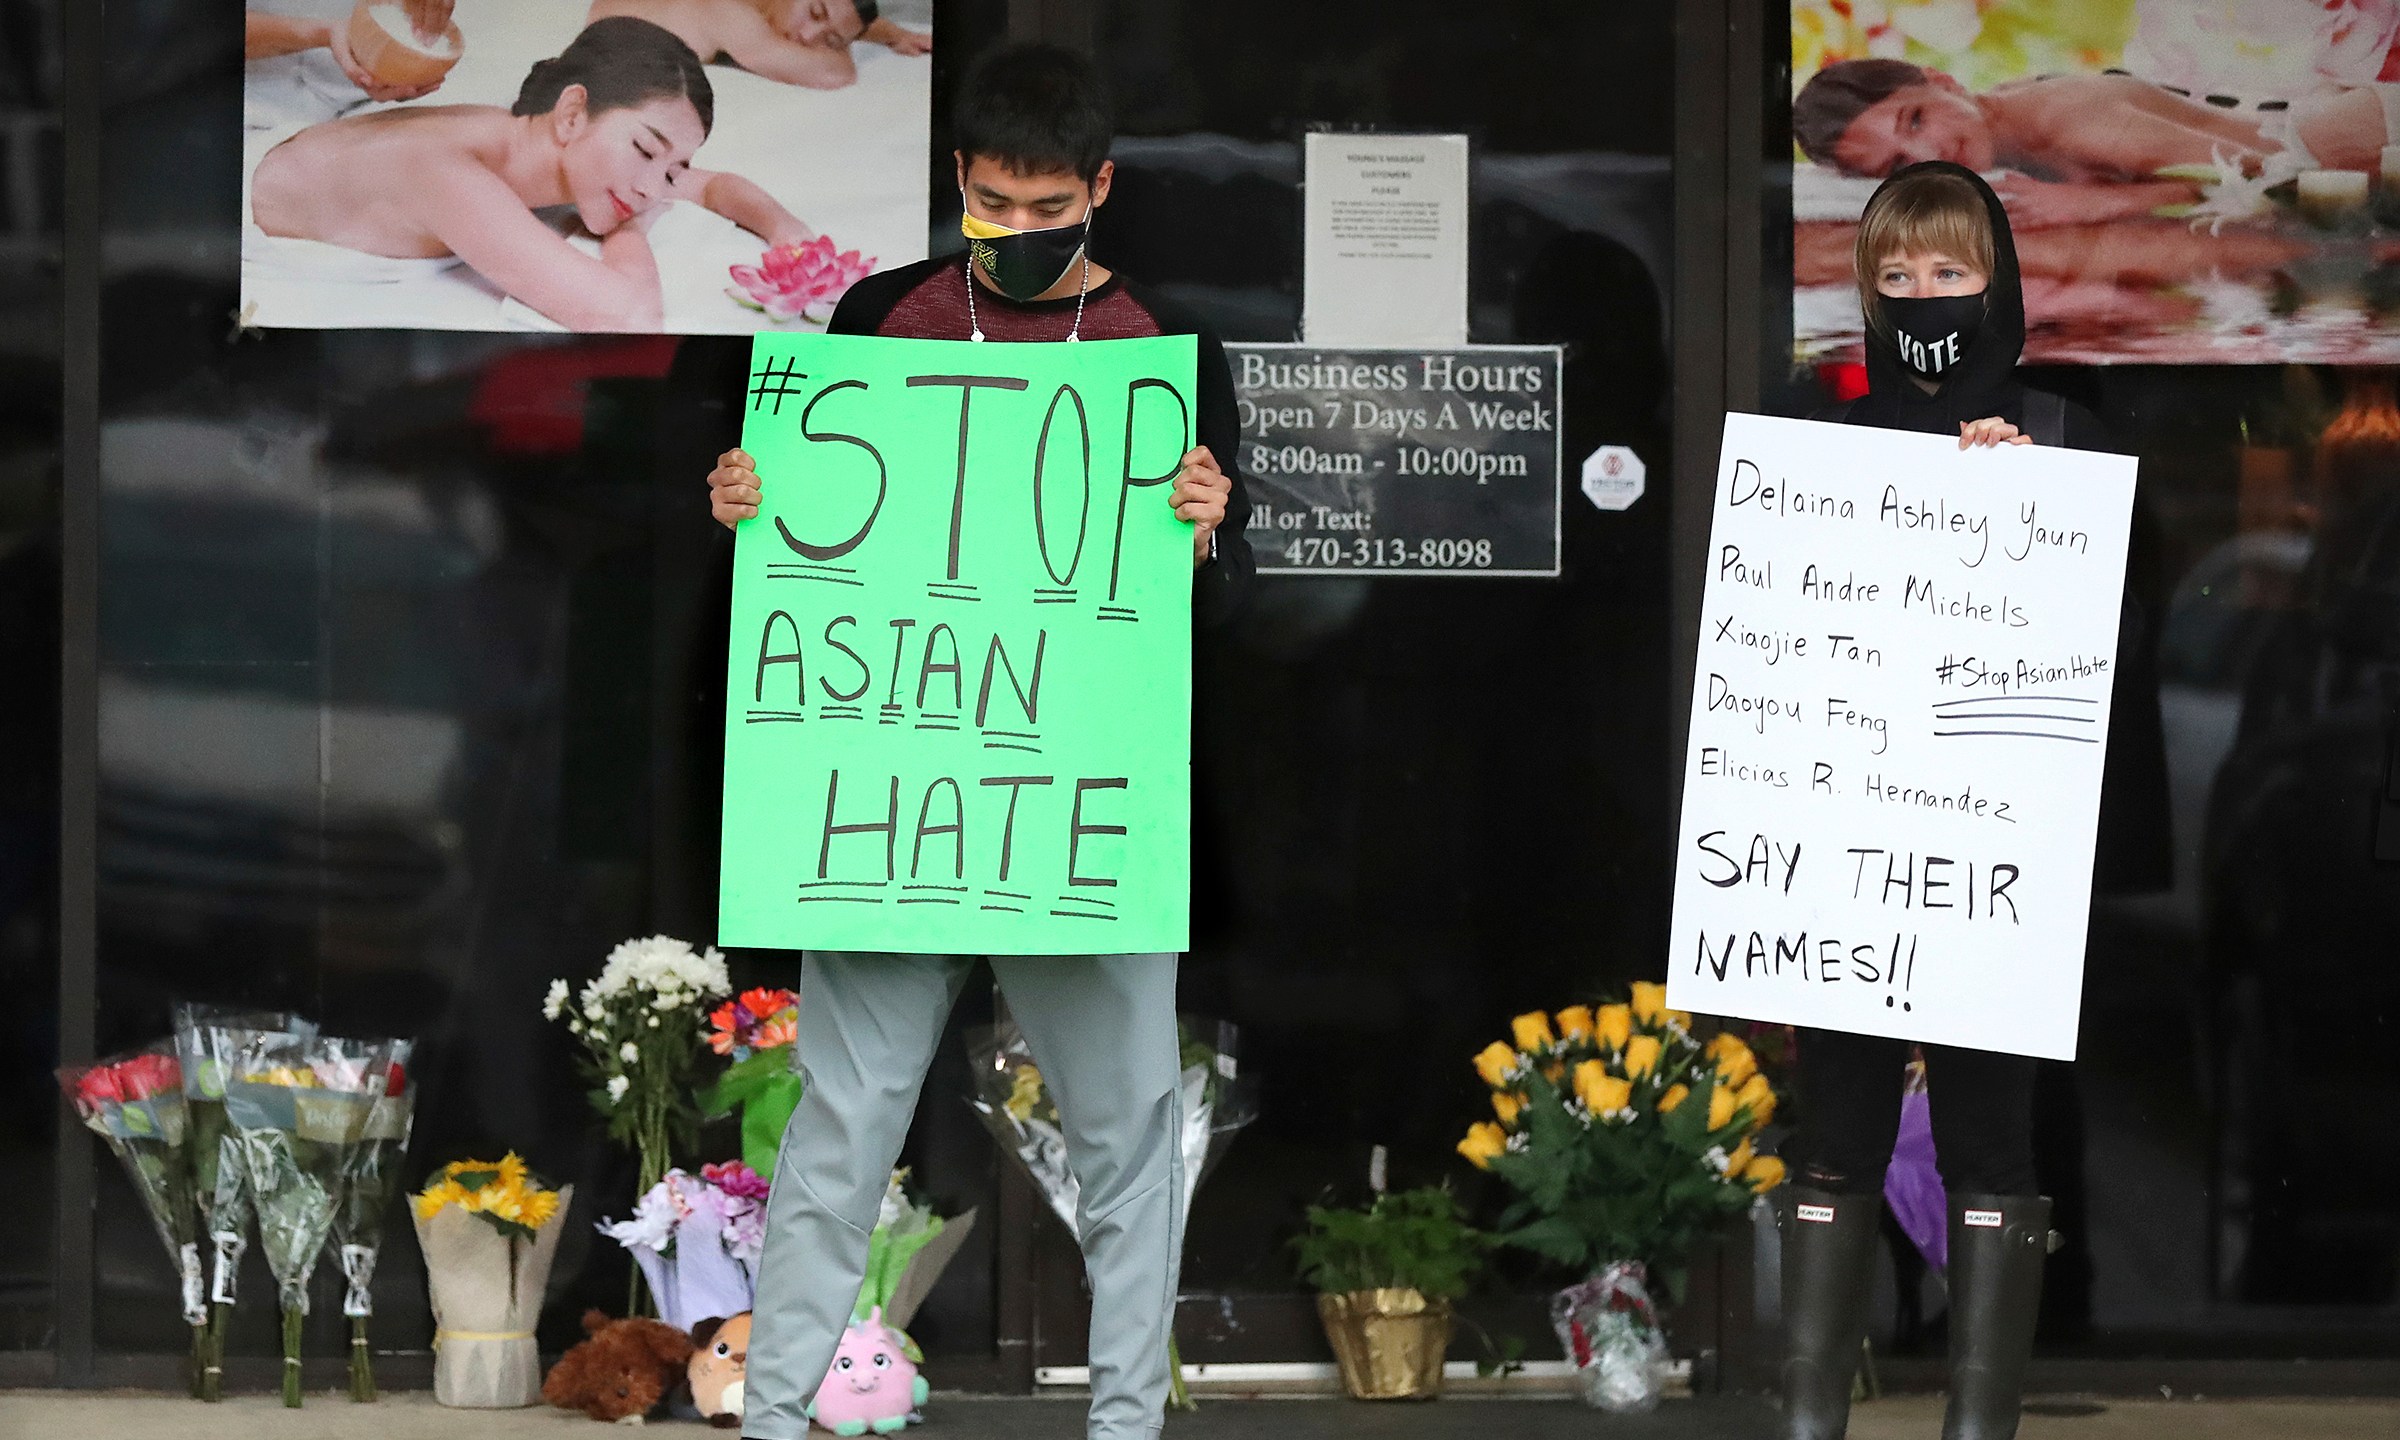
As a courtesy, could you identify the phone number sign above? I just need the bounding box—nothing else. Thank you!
[1228,344,1563,577]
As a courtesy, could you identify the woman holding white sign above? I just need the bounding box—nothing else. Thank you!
[1773,161,2107,1440]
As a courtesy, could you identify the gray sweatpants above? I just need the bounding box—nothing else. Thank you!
[742,950,1185,1440]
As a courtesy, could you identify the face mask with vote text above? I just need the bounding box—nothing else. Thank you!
[1880,292,1985,381]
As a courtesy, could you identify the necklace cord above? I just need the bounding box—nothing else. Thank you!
[965,247,1091,342]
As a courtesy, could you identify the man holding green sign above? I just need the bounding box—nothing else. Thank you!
[698,43,1250,1440]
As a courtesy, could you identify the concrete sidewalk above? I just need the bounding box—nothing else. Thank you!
[3,1392,2398,1440]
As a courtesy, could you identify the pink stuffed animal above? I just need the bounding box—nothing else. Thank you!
[806,1308,926,1436]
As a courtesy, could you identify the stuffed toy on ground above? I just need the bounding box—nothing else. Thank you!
[542,1310,696,1422]
[807,1308,927,1436]
[688,1313,752,1428]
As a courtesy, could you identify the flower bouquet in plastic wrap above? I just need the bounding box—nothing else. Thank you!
[862,1170,977,1331]
[222,1030,393,1406]
[331,1039,418,1401]
[173,1005,315,1401]
[597,1161,767,1333]
[415,1156,570,1409]
[58,1044,208,1396]
[1550,1262,1671,1413]
[698,987,803,1178]
[1457,986,1783,1411]
[968,1014,1258,1409]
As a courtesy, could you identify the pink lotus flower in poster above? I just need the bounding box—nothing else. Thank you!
[728,236,876,324]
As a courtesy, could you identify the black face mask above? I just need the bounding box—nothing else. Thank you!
[1880,292,1985,381]
[963,206,1091,301]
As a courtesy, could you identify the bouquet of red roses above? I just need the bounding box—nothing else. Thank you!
[59,1044,209,1395]
[223,1030,393,1407]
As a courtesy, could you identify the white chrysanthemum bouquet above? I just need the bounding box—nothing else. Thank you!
[544,936,730,1191]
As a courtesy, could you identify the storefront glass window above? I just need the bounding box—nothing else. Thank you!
[1763,0,2400,1355]
[82,0,1000,1363]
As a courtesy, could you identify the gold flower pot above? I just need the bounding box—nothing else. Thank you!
[1316,1289,1452,1401]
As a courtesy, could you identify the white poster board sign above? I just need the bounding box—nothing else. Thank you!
[1666,413,2138,1061]
[1302,132,1469,347]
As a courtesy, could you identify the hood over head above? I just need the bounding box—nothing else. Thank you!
[1853,161,2026,432]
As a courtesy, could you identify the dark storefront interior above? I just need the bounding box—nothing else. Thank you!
[2,0,2394,1396]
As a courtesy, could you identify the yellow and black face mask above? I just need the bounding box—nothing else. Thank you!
[962,208,1090,300]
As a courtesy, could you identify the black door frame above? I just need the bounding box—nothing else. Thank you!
[49,0,103,1393]
[50,0,2400,1402]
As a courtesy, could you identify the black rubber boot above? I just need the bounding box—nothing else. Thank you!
[1941,1193,2052,1440]
[1777,1186,1881,1440]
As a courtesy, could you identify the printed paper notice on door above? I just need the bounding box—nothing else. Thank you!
[721,333,1196,956]
[1666,413,2137,1060]
[1302,132,1469,348]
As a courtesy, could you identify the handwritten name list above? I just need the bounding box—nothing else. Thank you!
[1665,413,2137,1060]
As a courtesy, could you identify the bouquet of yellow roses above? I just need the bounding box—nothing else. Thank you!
[413,1156,572,1409]
[1457,984,1783,1290]
[1458,986,1781,1410]
[222,1032,394,1408]
[173,1006,315,1402]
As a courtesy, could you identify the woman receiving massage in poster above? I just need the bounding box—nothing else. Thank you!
[1793,57,2400,349]
[585,0,930,89]
[1798,57,2400,220]
[246,17,813,332]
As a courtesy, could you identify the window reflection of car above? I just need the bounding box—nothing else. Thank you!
[98,414,497,958]
[2126,530,2315,937]
[2200,493,2400,1308]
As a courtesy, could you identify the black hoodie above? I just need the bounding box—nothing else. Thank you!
[1831,161,2111,449]
[1829,160,2171,893]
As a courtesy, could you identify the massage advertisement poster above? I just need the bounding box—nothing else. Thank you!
[1666,414,2136,1061]
[719,333,1197,956]
[1795,0,2400,364]
[241,0,930,333]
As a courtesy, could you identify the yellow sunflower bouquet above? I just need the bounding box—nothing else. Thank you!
[415,1155,562,1240]
[412,1155,573,1409]
[1457,984,1784,1296]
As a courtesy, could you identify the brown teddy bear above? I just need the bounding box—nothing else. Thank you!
[542,1309,696,1423]
[688,1313,752,1428]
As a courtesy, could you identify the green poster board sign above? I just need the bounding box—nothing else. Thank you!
[721,333,1197,955]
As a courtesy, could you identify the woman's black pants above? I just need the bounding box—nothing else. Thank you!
[1790,1027,2039,1196]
